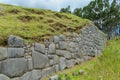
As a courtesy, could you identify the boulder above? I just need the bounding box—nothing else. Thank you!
[0,47,7,61]
[59,35,66,41]
[59,41,67,50]
[53,36,59,44]
[34,43,45,54]
[7,48,24,58]
[59,57,66,70]
[0,74,10,80]
[1,58,28,78]
[8,35,23,47]
[48,43,56,54]
[32,51,49,69]
[56,50,71,59]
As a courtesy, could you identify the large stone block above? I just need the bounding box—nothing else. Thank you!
[34,43,45,54]
[48,43,56,54]
[32,51,49,69]
[1,58,28,78]
[0,74,10,80]
[8,35,23,47]
[59,57,66,70]
[53,36,59,44]
[56,50,71,59]
[0,47,7,61]
[59,41,67,50]
[7,48,24,58]
[20,70,41,80]
[53,55,59,64]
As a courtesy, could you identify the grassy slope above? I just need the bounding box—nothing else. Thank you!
[42,38,120,80]
[0,4,90,45]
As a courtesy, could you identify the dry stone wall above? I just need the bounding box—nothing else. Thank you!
[0,24,107,80]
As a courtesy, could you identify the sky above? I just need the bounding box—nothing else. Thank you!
[0,0,93,11]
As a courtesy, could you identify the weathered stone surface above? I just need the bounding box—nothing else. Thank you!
[66,60,74,68]
[59,57,66,70]
[11,77,20,80]
[56,50,71,59]
[59,35,66,41]
[27,58,33,71]
[32,51,49,69]
[7,48,24,58]
[54,65,59,72]
[59,41,67,50]
[30,70,41,80]
[53,55,59,64]
[48,43,56,54]
[34,43,45,54]
[1,58,28,78]
[49,75,58,80]
[49,60,54,66]
[20,70,41,80]
[53,36,59,44]
[42,67,53,77]
[8,35,23,47]
[0,47,7,61]
[0,61,2,73]
[0,74,10,80]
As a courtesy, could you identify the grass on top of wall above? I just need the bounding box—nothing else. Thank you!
[42,38,120,80]
[0,3,91,46]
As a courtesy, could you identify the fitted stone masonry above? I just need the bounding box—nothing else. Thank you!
[0,24,107,80]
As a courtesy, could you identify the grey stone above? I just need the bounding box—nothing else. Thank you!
[30,70,41,80]
[49,75,58,80]
[0,61,1,73]
[7,48,24,58]
[59,41,67,50]
[1,58,28,78]
[48,55,54,59]
[34,43,45,54]
[59,57,66,70]
[11,77,20,80]
[59,34,66,41]
[8,35,23,47]
[56,50,71,59]
[53,36,59,44]
[20,72,31,80]
[66,60,74,68]
[49,60,54,66]
[54,65,59,72]
[32,51,49,69]
[42,67,53,78]
[27,58,33,71]
[48,43,56,54]
[0,47,8,61]
[0,74,10,80]
[20,70,41,80]
[53,55,59,64]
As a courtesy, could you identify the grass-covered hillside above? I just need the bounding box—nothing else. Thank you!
[42,38,120,80]
[0,4,90,45]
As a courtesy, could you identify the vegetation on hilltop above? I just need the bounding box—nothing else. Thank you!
[0,4,90,45]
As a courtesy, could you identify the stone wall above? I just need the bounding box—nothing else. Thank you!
[0,24,107,80]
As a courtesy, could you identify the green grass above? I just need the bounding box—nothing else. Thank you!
[0,3,91,45]
[42,38,120,80]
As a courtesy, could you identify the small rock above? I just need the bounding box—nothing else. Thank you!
[78,70,85,75]
[49,75,58,80]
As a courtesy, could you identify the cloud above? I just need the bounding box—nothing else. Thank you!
[0,0,92,11]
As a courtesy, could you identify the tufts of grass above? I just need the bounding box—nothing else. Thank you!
[0,3,91,46]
